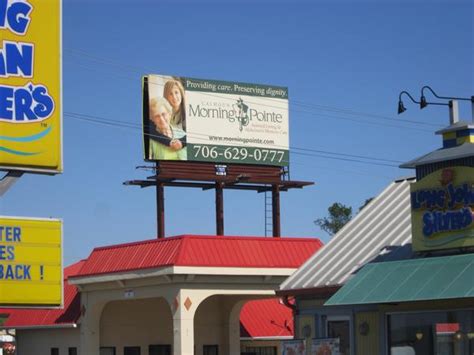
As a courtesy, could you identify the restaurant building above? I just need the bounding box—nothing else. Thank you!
[1,235,321,355]
[278,113,474,354]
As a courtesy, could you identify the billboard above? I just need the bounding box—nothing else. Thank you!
[0,216,62,307]
[0,0,62,174]
[143,75,289,166]
[411,167,474,252]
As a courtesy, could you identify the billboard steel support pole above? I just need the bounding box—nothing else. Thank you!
[216,182,224,235]
[272,185,281,238]
[156,182,165,239]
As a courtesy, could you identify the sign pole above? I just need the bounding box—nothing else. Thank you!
[272,185,281,238]
[0,171,23,197]
[156,182,165,239]
[216,182,224,235]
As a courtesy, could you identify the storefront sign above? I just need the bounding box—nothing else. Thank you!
[282,339,305,355]
[411,167,474,252]
[310,338,340,355]
[143,75,289,166]
[0,0,62,173]
[0,217,62,307]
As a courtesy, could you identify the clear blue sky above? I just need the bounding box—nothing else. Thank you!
[2,0,473,265]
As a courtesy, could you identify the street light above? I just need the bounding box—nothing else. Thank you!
[398,91,420,114]
[420,85,474,110]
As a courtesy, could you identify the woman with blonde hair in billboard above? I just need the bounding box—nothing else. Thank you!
[163,79,186,132]
[148,97,186,160]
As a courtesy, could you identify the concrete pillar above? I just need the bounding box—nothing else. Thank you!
[173,316,194,355]
[79,297,105,355]
[228,300,246,355]
[170,290,201,355]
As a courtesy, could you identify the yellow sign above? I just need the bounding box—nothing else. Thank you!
[411,167,474,252]
[0,0,62,173]
[0,217,62,307]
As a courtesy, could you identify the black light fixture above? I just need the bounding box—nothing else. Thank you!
[398,91,420,114]
[420,86,471,110]
[421,85,473,106]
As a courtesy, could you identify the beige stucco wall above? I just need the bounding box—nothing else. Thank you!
[100,297,173,354]
[16,327,79,355]
[194,295,247,355]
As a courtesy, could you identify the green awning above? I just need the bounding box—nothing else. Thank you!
[325,253,474,306]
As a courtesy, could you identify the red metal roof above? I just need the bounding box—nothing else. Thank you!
[1,235,321,330]
[74,235,322,278]
[0,260,85,328]
[240,298,293,338]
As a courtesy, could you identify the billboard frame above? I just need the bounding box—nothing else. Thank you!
[142,74,289,168]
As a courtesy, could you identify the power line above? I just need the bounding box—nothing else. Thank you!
[63,48,441,131]
[64,59,433,133]
[64,111,401,168]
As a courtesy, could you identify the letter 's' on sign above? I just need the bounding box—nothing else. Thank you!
[0,0,62,174]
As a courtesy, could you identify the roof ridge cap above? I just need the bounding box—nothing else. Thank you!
[92,235,185,252]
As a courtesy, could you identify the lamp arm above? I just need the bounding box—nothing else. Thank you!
[399,91,420,104]
[422,85,473,102]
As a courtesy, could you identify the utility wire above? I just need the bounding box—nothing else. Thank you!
[64,111,401,168]
[64,59,433,133]
[63,48,441,130]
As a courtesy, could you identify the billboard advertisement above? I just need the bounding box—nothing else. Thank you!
[411,167,474,252]
[0,216,62,307]
[0,0,62,174]
[143,75,289,166]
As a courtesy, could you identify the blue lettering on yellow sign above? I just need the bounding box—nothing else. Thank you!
[413,182,474,238]
[0,83,55,122]
[0,0,32,35]
[0,41,34,77]
[0,225,21,241]
[0,0,56,123]
[422,207,473,237]
[0,264,31,280]
[0,245,14,260]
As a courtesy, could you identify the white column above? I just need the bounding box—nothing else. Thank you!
[171,290,198,355]
[228,300,246,354]
[79,295,105,355]
[173,316,195,355]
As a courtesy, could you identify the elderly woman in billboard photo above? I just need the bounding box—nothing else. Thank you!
[148,97,187,160]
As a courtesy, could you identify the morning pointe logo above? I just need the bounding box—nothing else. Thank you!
[235,98,249,131]
[188,97,283,131]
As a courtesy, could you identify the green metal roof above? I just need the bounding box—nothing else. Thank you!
[325,253,474,306]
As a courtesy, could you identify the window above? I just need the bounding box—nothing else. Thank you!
[100,347,116,355]
[149,344,171,355]
[124,346,141,355]
[388,309,474,355]
[245,346,277,355]
[51,348,59,355]
[68,348,77,355]
[203,345,218,355]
